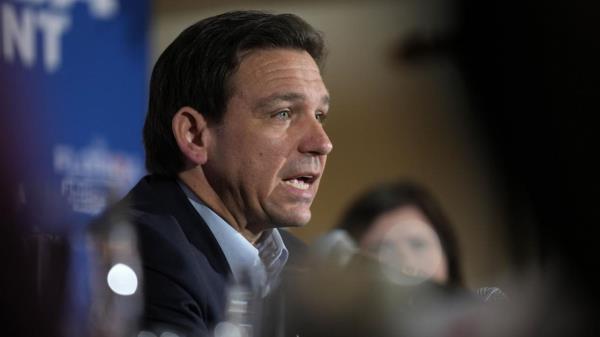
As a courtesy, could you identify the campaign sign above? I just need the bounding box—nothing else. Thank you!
[0,0,149,334]
[0,0,148,228]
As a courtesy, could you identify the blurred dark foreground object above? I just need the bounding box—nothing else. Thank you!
[395,0,598,333]
[260,254,482,337]
[260,252,589,337]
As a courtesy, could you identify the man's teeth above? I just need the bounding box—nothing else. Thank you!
[284,178,310,190]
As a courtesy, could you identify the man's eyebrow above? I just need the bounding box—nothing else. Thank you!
[254,92,330,110]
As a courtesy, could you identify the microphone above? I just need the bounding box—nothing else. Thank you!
[475,287,508,303]
[311,229,358,267]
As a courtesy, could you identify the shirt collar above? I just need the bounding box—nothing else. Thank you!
[178,181,288,296]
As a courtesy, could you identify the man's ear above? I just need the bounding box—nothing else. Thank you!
[172,106,210,165]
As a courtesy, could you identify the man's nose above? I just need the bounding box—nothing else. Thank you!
[299,116,333,156]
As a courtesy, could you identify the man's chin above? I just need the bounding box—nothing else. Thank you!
[270,209,311,228]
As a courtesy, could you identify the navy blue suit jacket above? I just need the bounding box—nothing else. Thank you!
[97,175,306,336]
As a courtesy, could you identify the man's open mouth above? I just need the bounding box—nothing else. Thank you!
[283,175,315,191]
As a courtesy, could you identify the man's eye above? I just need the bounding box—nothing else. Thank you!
[274,110,291,120]
[316,112,328,124]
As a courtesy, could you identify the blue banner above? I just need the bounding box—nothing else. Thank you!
[0,0,149,228]
[1,1,149,335]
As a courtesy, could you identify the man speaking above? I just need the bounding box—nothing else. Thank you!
[99,10,332,336]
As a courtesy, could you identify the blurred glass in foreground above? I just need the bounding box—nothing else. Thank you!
[86,215,143,337]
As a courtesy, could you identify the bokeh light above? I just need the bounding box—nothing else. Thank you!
[106,263,138,296]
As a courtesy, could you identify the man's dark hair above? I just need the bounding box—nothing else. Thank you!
[143,10,326,176]
[337,180,465,287]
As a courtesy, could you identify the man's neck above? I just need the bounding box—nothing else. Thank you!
[178,169,263,243]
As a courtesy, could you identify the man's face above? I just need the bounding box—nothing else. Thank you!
[204,49,332,232]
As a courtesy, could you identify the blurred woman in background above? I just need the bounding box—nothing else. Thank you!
[334,180,464,288]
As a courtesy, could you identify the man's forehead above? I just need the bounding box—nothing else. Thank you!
[230,48,328,101]
[236,49,321,80]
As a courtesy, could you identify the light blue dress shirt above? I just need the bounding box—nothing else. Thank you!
[178,181,288,296]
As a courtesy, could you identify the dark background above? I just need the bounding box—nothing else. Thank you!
[455,0,598,330]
